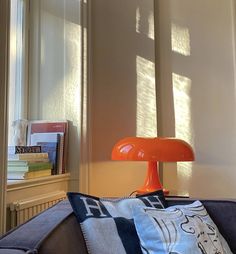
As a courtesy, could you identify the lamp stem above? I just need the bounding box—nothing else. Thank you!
[137,161,169,195]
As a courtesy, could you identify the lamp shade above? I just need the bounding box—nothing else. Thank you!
[111,137,194,195]
[111,137,194,162]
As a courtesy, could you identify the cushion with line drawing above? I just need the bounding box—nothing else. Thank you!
[67,191,167,254]
[132,201,233,254]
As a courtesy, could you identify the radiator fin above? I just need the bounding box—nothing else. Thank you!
[9,191,66,228]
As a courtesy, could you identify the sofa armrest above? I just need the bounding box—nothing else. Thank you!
[38,213,87,254]
[0,200,87,254]
[0,251,26,254]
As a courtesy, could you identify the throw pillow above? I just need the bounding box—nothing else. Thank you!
[133,201,233,254]
[67,190,167,254]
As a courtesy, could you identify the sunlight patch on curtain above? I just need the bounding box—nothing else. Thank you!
[136,56,157,137]
[172,72,193,195]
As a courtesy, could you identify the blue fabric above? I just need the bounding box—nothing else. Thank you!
[133,201,233,254]
[0,250,26,254]
[0,201,73,253]
[67,190,167,254]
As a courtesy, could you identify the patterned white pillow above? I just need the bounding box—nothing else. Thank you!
[133,201,232,254]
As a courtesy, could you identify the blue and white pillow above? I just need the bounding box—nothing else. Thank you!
[67,191,167,254]
[133,201,232,254]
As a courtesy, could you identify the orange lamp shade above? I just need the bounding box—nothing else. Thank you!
[111,137,194,195]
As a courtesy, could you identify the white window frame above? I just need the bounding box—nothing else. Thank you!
[0,0,10,235]
[8,0,29,147]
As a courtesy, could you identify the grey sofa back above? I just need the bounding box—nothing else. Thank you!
[0,199,235,254]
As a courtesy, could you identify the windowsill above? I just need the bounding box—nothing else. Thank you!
[7,173,70,192]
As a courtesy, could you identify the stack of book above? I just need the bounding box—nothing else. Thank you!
[8,146,52,180]
[7,120,68,181]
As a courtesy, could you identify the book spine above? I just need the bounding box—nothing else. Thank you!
[8,146,42,154]
[27,162,52,171]
[15,146,41,154]
[8,152,49,161]
[24,169,51,179]
[29,121,68,134]
[57,134,64,174]
[7,172,25,180]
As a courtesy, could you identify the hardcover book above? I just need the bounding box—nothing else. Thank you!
[28,120,68,135]
[36,142,58,175]
[8,169,51,180]
[8,152,49,161]
[30,132,61,174]
[8,161,52,172]
[24,169,51,179]
[8,171,26,180]
[27,120,68,174]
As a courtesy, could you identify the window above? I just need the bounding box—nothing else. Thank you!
[8,0,28,146]
[3,0,88,234]
[7,0,87,187]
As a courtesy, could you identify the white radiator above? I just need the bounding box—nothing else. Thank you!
[9,191,66,228]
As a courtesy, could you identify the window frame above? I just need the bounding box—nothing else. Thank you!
[8,0,29,147]
[0,0,10,235]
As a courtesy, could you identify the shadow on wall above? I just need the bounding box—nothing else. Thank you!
[90,0,157,196]
[159,0,236,197]
[91,0,156,162]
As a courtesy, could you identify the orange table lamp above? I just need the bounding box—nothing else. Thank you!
[111,137,194,195]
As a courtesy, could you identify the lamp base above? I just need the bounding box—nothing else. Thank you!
[136,161,169,196]
[136,188,169,196]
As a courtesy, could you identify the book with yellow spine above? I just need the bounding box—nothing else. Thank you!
[8,152,49,161]
[24,169,51,179]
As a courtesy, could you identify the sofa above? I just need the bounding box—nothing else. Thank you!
[0,198,235,254]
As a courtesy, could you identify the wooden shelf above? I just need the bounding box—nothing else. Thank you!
[7,173,70,191]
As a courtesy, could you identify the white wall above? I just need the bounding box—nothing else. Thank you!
[90,0,236,198]
[157,0,236,198]
[89,0,156,197]
[27,0,236,198]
